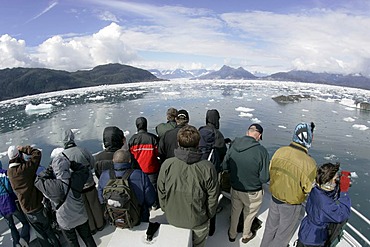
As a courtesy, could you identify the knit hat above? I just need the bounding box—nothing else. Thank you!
[8,146,19,160]
[292,122,314,149]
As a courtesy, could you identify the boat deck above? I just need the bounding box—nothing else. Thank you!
[0,184,361,246]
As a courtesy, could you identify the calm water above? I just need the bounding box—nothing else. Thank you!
[0,79,369,239]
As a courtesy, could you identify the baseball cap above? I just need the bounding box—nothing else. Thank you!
[248,123,263,140]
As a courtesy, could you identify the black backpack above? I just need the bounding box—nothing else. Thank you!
[102,169,141,228]
[324,220,348,247]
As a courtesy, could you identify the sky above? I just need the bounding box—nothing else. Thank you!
[1,0,370,76]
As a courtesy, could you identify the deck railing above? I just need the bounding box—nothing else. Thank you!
[343,207,370,247]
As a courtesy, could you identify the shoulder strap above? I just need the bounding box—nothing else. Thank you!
[123,169,134,181]
[0,178,12,195]
[109,169,116,179]
[61,152,71,161]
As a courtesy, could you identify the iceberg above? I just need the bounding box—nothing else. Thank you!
[25,103,53,115]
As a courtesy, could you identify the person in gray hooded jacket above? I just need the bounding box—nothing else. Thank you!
[35,155,96,247]
[62,129,105,234]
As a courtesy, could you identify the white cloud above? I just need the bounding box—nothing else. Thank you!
[0,34,36,68]
[1,1,370,74]
[27,1,58,23]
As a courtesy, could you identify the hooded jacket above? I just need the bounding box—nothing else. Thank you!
[199,109,227,172]
[298,185,351,246]
[222,136,270,192]
[156,120,176,139]
[158,123,187,161]
[8,146,44,214]
[158,147,219,229]
[62,129,95,189]
[269,142,317,204]
[34,155,89,230]
[128,117,160,174]
[94,126,124,178]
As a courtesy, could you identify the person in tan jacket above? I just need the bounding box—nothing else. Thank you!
[261,122,317,247]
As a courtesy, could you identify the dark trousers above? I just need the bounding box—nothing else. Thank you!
[3,209,30,247]
[296,240,321,247]
[61,220,97,247]
[147,172,159,207]
[26,207,61,247]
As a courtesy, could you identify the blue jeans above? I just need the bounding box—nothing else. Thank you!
[3,209,30,247]
[61,220,97,247]
[26,207,61,247]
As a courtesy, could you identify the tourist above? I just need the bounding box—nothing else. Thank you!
[198,109,227,236]
[158,109,189,161]
[129,117,161,209]
[94,126,126,178]
[0,160,30,247]
[260,122,318,247]
[155,107,178,139]
[7,145,61,247]
[158,125,219,247]
[97,149,156,222]
[223,123,269,243]
[297,163,351,247]
[35,154,96,247]
[62,129,105,234]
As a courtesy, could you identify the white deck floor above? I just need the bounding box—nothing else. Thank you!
[0,184,360,247]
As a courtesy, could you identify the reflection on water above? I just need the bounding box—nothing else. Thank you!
[0,79,369,236]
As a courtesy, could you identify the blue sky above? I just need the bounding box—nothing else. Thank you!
[1,0,370,76]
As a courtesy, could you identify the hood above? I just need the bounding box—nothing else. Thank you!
[136,117,148,132]
[231,136,260,152]
[103,126,124,151]
[206,109,220,129]
[174,147,202,164]
[199,126,215,149]
[51,155,71,180]
[63,129,76,149]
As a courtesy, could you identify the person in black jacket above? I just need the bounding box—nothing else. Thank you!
[158,109,189,162]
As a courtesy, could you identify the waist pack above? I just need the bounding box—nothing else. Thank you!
[103,169,141,228]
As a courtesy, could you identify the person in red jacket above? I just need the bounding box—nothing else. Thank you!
[129,117,160,209]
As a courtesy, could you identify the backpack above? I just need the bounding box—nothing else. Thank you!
[102,169,141,229]
[324,220,348,247]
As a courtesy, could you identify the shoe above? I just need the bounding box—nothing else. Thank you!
[19,238,29,247]
[228,231,236,242]
[241,233,256,244]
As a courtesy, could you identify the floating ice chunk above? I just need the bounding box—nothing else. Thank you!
[350,172,358,178]
[25,103,53,115]
[324,154,336,160]
[238,112,253,118]
[332,110,338,114]
[0,151,7,159]
[251,118,261,123]
[352,124,369,131]
[235,107,254,112]
[343,117,355,122]
[345,135,353,137]
[278,125,287,129]
[339,99,358,108]
[88,96,105,101]
[344,107,355,111]
[302,109,309,112]
[123,130,130,137]
[209,99,215,102]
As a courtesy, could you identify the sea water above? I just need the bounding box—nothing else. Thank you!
[0,79,369,240]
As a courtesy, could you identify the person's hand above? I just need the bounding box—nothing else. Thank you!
[340,171,351,192]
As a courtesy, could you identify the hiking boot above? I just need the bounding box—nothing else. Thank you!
[241,233,256,244]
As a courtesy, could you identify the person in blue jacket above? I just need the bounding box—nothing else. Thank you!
[98,149,156,222]
[297,162,351,247]
[0,160,30,247]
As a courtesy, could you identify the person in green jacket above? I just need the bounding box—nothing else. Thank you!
[222,123,270,244]
[157,125,219,247]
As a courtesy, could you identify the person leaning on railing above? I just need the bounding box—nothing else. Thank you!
[296,162,351,247]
